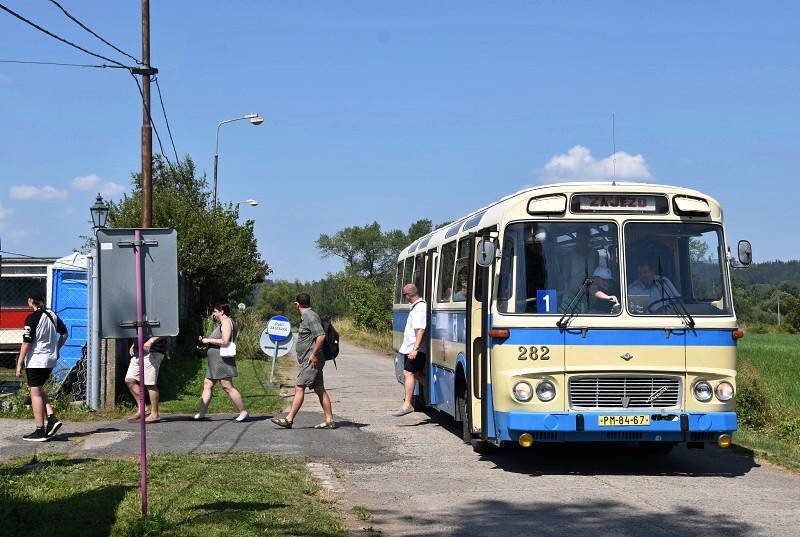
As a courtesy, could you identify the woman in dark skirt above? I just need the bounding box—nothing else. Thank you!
[194,303,249,422]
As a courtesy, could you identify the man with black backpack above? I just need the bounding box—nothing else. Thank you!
[271,293,336,429]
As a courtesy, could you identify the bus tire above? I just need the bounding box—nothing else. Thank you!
[457,393,471,444]
[471,439,496,455]
[412,383,426,412]
[639,441,675,456]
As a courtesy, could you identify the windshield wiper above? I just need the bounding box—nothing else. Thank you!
[556,277,593,329]
[658,285,696,329]
[655,257,695,329]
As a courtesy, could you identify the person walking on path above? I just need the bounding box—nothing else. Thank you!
[15,294,68,442]
[271,293,335,429]
[394,284,427,417]
[124,336,166,424]
[194,304,249,422]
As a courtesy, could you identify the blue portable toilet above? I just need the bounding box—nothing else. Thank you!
[50,254,89,381]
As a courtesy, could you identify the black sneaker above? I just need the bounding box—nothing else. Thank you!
[22,428,48,442]
[46,415,63,438]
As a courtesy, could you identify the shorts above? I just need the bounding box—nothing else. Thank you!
[26,368,53,388]
[296,360,324,389]
[403,351,426,374]
[125,352,164,386]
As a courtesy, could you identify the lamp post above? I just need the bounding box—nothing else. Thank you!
[213,113,263,210]
[90,193,110,229]
[234,199,259,209]
[87,193,108,412]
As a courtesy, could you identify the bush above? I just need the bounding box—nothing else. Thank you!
[737,362,771,429]
[344,277,392,332]
[774,415,800,442]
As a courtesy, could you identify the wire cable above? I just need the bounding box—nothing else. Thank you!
[0,58,127,69]
[0,2,129,68]
[129,72,173,169]
[153,76,179,163]
[46,0,140,65]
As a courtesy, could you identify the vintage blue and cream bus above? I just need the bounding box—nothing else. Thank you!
[392,183,752,454]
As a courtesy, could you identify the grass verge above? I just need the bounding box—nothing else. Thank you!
[0,452,345,537]
[734,333,800,472]
[335,318,392,355]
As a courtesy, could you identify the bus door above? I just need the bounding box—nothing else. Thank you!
[420,249,436,407]
[466,232,495,440]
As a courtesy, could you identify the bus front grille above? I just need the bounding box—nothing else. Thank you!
[569,376,681,410]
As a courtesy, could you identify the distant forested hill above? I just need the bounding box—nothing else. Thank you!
[733,260,800,286]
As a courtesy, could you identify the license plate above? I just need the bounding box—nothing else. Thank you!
[598,415,651,427]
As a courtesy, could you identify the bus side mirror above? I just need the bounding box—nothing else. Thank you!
[737,240,752,266]
[476,239,496,267]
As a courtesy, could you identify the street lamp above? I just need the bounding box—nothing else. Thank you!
[213,113,264,210]
[90,193,109,229]
[234,199,259,209]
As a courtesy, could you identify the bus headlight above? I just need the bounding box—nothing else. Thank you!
[715,381,735,402]
[694,380,713,402]
[512,381,533,402]
[535,380,556,402]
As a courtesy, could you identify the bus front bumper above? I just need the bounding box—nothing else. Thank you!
[493,411,737,443]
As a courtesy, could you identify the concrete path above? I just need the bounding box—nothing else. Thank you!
[2,341,800,536]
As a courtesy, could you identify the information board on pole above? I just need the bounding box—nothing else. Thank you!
[96,228,179,339]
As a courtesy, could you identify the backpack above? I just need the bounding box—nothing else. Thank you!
[320,319,340,368]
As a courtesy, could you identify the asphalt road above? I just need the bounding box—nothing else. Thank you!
[2,342,799,536]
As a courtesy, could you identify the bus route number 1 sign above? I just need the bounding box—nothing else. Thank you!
[537,290,557,313]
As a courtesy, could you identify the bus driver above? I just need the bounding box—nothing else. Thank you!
[628,261,680,312]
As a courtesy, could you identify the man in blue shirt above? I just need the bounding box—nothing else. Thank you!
[628,262,680,312]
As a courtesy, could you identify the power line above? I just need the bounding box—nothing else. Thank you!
[0,58,127,69]
[46,0,140,65]
[153,76,179,163]
[130,72,174,169]
[0,2,129,68]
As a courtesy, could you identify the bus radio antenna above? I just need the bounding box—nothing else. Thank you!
[612,113,616,186]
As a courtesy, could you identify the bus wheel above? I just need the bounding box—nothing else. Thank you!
[471,439,497,455]
[412,383,426,412]
[639,442,676,456]
[456,393,471,444]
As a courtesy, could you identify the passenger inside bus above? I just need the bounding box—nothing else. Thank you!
[589,266,620,313]
[453,273,468,301]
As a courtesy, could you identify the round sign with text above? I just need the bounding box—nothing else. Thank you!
[266,315,292,342]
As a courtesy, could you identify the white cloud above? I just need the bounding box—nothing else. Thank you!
[99,182,125,198]
[71,174,102,191]
[538,145,653,183]
[0,201,12,220]
[9,185,69,200]
[70,174,125,199]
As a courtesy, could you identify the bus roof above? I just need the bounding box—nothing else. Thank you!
[398,182,722,261]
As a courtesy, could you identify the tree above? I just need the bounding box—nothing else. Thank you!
[108,156,270,317]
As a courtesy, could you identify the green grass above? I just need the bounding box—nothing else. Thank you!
[734,333,800,472]
[738,333,800,408]
[352,505,372,521]
[0,452,345,537]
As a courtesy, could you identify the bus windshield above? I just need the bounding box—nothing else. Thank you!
[498,222,620,315]
[624,222,732,316]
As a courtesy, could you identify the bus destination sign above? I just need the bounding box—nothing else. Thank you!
[572,194,668,214]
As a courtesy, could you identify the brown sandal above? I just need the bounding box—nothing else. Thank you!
[313,421,336,429]
[271,417,293,429]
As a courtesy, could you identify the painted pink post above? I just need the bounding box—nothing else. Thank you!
[135,229,148,516]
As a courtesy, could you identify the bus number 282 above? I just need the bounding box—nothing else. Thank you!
[518,346,550,360]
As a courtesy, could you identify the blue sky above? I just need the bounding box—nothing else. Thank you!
[1,1,798,281]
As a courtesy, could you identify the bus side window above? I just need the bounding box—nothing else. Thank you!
[394,262,403,304]
[412,253,425,297]
[438,241,457,302]
[452,237,472,302]
[402,257,414,303]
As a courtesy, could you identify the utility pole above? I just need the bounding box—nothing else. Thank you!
[778,294,781,327]
[140,0,153,228]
